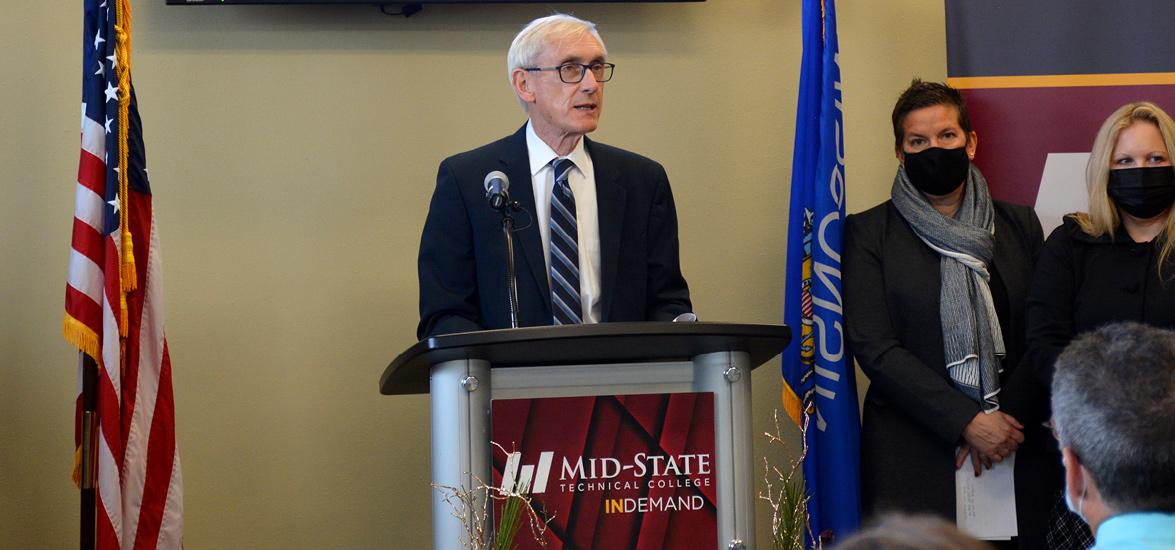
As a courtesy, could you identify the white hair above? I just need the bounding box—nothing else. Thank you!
[506,14,607,109]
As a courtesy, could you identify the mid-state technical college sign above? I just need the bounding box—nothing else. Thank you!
[492,392,717,548]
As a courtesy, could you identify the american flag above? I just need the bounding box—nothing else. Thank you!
[64,0,183,547]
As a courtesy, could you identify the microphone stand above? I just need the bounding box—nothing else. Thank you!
[493,198,522,329]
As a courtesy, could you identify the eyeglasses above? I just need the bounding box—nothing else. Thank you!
[523,62,615,84]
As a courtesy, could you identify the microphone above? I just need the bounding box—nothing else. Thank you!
[484,171,510,210]
[484,170,521,327]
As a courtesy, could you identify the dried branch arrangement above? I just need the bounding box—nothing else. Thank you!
[758,409,821,550]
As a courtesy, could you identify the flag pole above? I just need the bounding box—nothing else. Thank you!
[80,353,97,550]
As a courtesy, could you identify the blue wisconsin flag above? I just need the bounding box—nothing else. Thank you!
[782,0,860,544]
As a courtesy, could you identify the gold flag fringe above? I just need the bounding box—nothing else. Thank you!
[63,316,101,365]
[782,384,805,428]
[72,446,83,488]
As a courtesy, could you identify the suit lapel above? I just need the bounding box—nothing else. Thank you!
[587,138,626,322]
[501,125,552,315]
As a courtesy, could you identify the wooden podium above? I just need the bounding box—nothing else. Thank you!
[381,322,790,549]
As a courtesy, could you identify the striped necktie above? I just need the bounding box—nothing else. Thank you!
[549,158,582,325]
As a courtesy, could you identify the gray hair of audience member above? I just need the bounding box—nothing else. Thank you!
[833,514,993,550]
[1052,322,1175,513]
[505,14,607,107]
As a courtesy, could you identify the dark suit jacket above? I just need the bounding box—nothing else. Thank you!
[844,199,1051,548]
[417,125,692,339]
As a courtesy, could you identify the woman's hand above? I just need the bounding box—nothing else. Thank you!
[959,411,1025,472]
[955,443,984,476]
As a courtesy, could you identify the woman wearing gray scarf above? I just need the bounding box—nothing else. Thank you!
[844,80,1051,549]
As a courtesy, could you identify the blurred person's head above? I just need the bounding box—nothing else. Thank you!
[834,514,992,550]
[1052,322,1175,534]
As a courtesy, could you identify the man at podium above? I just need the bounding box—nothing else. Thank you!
[417,14,692,339]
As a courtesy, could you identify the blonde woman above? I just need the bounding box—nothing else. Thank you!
[1025,101,1175,548]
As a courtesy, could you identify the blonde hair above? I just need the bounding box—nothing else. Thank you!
[1076,101,1175,276]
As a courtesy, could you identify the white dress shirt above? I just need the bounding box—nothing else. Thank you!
[526,120,601,323]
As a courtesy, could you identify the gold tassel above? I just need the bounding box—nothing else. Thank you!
[115,0,137,301]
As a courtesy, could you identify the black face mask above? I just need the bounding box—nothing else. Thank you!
[1107,166,1175,219]
[903,146,970,196]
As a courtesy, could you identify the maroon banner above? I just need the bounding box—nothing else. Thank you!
[491,392,717,549]
[945,0,1175,233]
[962,85,1175,207]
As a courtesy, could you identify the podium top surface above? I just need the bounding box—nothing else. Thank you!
[380,322,791,395]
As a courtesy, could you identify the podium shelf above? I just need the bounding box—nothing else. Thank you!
[380,322,790,395]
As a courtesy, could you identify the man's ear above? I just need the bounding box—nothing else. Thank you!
[1062,447,1085,500]
[512,68,535,104]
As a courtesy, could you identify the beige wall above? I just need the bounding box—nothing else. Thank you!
[0,1,944,547]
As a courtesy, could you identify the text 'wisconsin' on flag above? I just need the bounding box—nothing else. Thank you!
[782,0,860,545]
[64,0,183,547]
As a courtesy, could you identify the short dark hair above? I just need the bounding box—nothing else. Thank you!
[891,79,972,150]
[1052,322,1175,513]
